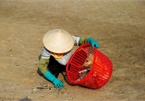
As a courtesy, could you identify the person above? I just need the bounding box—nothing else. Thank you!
[37,29,99,88]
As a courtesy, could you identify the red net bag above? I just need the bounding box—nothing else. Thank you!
[66,43,113,89]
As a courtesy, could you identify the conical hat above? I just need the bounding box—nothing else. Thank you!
[43,29,74,53]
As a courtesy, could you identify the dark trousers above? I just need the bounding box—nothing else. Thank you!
[48,56,66,76]
[37,55,66,77]
[37,55,75,85]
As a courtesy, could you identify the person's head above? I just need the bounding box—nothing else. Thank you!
[43,29,74,58]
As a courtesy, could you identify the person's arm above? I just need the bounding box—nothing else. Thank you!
[72,36,100,48]
[38,58,49,74]
[72,36,88,46]
[79,37,88,45]
[38,47,51,74]
[38,58,64,88]
[38,47,64,88]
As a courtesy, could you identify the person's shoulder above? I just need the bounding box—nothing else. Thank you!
[42,47,51,55]
[42,47,49,51]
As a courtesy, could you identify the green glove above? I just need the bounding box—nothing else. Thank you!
[44,71,64,88]
[87,38,100,48]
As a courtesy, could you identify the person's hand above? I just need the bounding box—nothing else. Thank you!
[53,78,64,88]
[87,38,99,48]
[44,71,64,88]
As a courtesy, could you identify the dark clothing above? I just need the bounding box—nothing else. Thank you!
[37,56,65,77]
[48,56,66,75]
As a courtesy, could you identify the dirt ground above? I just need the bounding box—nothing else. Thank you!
[0,0,145,101]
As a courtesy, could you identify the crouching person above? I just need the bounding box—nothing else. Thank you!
[37,29,99,88]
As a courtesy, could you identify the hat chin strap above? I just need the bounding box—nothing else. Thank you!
[51,54,64,59]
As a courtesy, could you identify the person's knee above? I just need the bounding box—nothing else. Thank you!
[37,69,43,76]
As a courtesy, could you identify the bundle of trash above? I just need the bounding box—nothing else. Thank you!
[76,54,94,81]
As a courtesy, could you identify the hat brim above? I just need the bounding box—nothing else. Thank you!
[43,29,74,53]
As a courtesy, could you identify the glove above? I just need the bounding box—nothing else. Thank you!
[87,38,100,48]
[44,71,64,88]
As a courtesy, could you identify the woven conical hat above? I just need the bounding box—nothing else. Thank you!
[43,29,74,53]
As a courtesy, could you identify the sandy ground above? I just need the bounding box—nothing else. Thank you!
[0,0,145,101]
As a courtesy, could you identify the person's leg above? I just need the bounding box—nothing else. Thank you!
[48,56,75,86]
[48,56,64,77]
[61,72,75,86]
[37,68,43,76]
[37,55,59,78]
